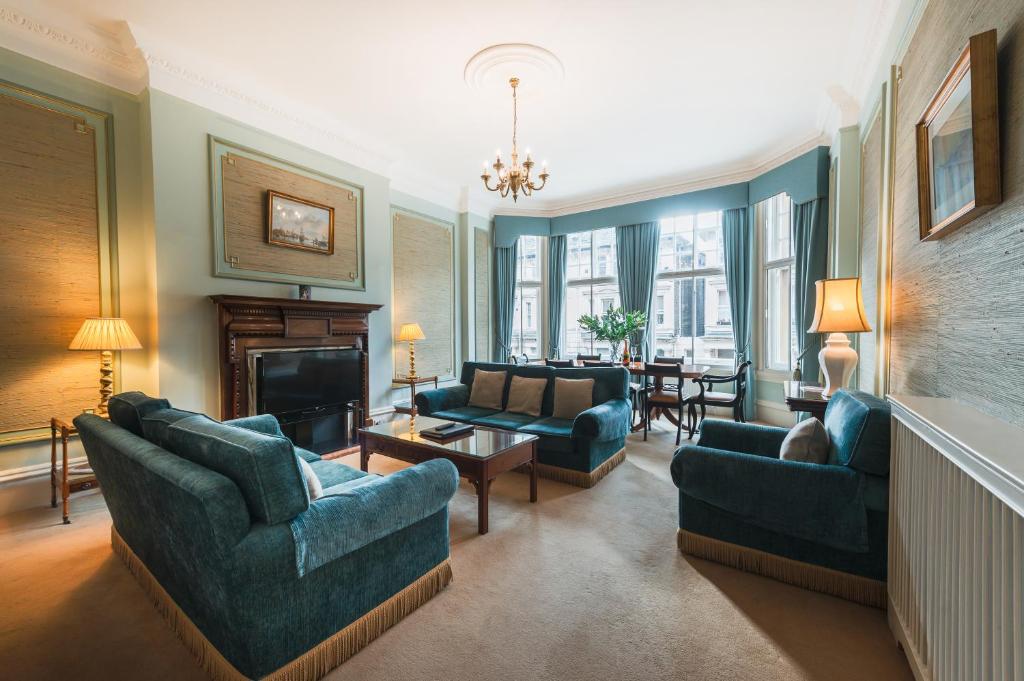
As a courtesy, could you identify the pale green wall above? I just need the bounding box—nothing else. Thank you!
[0,48,159,473]
[145,89,395,413]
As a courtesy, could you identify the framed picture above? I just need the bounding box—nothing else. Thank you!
[915,29,1001,241]
[266,190,335,254]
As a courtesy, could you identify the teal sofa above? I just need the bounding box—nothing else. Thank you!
[670,390,890,607]
[75,392,459,680]
[415,362,631,488]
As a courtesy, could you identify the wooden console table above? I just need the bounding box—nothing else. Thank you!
[392,375,439,415]
[783,381,829,422]
[50,416,99,524]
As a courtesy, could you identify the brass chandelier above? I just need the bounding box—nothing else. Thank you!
[481,77,549,201]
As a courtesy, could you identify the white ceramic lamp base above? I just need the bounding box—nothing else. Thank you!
[818,332,859,399]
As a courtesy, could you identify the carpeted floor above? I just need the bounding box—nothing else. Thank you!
[0,425,912,680]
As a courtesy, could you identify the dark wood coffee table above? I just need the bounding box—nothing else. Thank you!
[359,416,538,535]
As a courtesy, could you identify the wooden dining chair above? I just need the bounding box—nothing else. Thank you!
[652,355,688,389]
[576,353,601,362]
[545,359,574,368]
[641,362,695,445]
[581,360,615,367]
[689,360,753,436]
[580,359,639,421]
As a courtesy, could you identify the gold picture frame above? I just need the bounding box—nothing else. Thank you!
[266,189,335,255]
[914,29,1001,241]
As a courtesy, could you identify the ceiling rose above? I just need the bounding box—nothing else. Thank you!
[464,43,564,97]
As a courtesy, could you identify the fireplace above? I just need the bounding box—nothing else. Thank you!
[211,295,382,454]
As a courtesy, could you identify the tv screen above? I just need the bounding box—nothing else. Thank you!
[257,348,361,415]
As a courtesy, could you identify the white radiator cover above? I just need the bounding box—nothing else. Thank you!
[888,395,1024,681]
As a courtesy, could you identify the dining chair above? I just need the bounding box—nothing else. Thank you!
[689,360,752,437]
[507,353,530,365]
[652,355,688,389]
[641,362,695,445]
[576,353,601,362]
[545,359,574,368]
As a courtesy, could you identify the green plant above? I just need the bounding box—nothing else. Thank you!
[577,307,648,345]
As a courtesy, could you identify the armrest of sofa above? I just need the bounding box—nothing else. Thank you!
[224,414,285,438]
[572,398,631,441]
[671,445,869,552]
[696,419,789,458]
[289,458,458,576]
[414,384,470,416]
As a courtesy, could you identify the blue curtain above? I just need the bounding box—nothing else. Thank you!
[547,235,567,358]
[793,198,830,380]
[722,207,756,419]
[615,222,660,360]
[493,241,519,362]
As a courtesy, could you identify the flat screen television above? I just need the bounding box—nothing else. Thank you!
[256,348,361,416]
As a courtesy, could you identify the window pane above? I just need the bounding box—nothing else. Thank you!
[520,235,540,282]
[658,215,694,272]
[764,194,792,262]
[519,286,540,358]
[593,228,616,278]
[696,212,723,270]
[567,232,591,281]
[693,274,733,369]
[766,265,792,370]
[565,283,591,357]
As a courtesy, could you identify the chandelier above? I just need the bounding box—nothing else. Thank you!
[481,77,549,202]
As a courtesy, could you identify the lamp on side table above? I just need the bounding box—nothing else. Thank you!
[807,278,872,398]
[68,317,142,417]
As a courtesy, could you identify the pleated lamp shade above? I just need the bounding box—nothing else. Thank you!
[69,318,142,351]
[397,323,426,342]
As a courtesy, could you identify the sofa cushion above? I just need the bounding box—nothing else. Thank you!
[472,411,540,431]
[779,418,830,464]
[431,406,501,423]
[108,392,170,437]
[165,417,309,525]
[309,459,371,489]
[468,369,507,410]
[506,376,547,416]
[552,377,594,419]
[824,390,891,476]
[140,407,204,450]
[294,446,320,463]
[551,366,629,405]
[519,417,574,439]
[297,456,324,500]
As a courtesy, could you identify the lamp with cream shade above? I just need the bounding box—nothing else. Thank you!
[807,278,872,398]
[396,322,426,380]
[69,317,142,417]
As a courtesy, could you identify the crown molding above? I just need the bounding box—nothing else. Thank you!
[492,133,830,219]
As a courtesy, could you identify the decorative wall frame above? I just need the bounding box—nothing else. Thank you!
[266,190,335,255]
[915,29,1000,241]
[209,136,365,289]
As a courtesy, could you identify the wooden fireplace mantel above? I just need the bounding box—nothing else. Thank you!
[210,294,383,421]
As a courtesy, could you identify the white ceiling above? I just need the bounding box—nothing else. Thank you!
[1,0,903,214]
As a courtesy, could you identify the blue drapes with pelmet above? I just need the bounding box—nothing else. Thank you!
[722,207,756,419]
[793,198,830,380]
[493,241,519,362]
[547,235,567,358]
[615,222,660,360]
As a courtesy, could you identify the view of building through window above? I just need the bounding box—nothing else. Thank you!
[510,235,542,359]
[651,212,733,368]
[760,192,797,371]
[564,228,620,357]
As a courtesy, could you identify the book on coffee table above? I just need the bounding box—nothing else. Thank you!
[419,422,474,440]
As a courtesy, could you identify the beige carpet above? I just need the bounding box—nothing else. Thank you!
[0,425,912,680]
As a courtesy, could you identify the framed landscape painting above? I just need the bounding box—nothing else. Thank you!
[914,29,1000,241]
[267,190,335,254]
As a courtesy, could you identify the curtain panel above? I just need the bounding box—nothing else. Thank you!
[547,235,567,358]
[722,207,756,419]
[615,222,660,360]
[793,198,830,380]
[493,241,519,362]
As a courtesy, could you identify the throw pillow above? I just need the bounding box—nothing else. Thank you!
[296,456,324,500]
[468,369,507,410]
[779,418,830,464]
[505,376,547,416]
[552,377,594,420]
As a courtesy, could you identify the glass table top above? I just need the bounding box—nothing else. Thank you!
[360,415,536,459]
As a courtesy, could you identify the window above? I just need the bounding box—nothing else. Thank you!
[564,228,620,357]
[511,235,543,359]
[760,192,797,372]
[652,211,733,368]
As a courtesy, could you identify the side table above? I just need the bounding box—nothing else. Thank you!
[50,416,99,524]
[782,381,829,422]
[392,375,439,416]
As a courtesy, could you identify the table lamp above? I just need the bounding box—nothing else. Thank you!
[69,317,142,417]
[807,278,872,398]
[397,323,426,380]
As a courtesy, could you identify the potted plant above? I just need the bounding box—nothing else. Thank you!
[577,307,648,365]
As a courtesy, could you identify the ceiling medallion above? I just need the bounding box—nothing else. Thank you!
[481,77,549,202]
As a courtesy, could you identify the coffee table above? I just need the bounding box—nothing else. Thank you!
[359,416,538,534]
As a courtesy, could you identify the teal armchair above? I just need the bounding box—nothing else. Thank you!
[670,390,891,607]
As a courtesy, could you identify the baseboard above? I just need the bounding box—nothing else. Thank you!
[755,400,797,427]
[887,594,928,681]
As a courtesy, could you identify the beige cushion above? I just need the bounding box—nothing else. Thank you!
[552,377,595,420]
[505,376,547,416]
[779,418,830,464]
[468,369,507,410]
[296,456,324,500]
